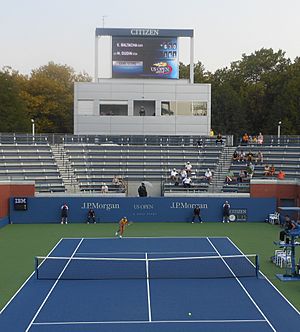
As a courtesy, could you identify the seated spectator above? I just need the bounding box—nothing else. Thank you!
[180,168,187,180]
[232,151,239,162]
[216,133,223,145]
[269,164,276,176]
[246,163,255,178]
[237,169,246,182]
[246,150,254,162]
[225,171,237,183]
[241,133,249,145]
[204,168,213,184]
[277,169,285,180]
[196,138,203,147]
[170,168,179,182]
[183,176,192,188]
[239,150,246,162]
[264,165,270,176]
[252,136,257,144]
[257,132,264,145]
[112,175,121,185]
[256,151,263,164]
[210,128,214,136]
[185,161,193,174]
[101,183,108,193]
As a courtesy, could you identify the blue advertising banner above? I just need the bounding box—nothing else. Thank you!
[10,197,276,224]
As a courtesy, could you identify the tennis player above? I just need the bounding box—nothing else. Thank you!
[115,217,129,238]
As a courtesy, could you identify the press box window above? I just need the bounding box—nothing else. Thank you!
[99,101,128,116]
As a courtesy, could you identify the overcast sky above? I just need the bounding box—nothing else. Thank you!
[1,0,299,77]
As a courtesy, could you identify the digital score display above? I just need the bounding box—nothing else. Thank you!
[112,37,179,79]
[14,197,28,211]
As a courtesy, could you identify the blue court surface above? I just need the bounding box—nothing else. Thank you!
[1,237,300,331]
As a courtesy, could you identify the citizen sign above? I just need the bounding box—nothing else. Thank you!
[131,29,159,36]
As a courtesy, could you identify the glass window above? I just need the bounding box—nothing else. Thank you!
[161,101,175,116]
[193,101,207,116]
[99,101,128,116]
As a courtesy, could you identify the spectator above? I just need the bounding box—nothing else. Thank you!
[237,169,245,182]
[138,182,147,197]
[269,164,276,176]
[216,133,223,145]
[232,151,239,162]
[86,208,96,224]
[239,150,246,162]
[112,175,121,185]
[277,170,286,180]
[185,161,192,175]
[246,150,254,162]
[225,171,236,183]
[180,168,187,180]
[60,203,69,224]
[101,183,108,193]
[170,168,179,182]
[196,138,203,147]
[241,133,249,145]
[256,151,263,164]
[205,168,213,184]
[246,163,255,178]
[222,201,231,223]
[210,128,214,136]
[192,205,202,223]
[264,165,270,176]
[257,132,264,145]
[183,176,192,188]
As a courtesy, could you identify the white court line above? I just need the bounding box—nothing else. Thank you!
[206,237,276,332]
[62,236,228,240]
[145,253,152,322]
[227,237,300,316]
[32,318,267,326]
[0,238,64,315]
[25,238,84,332]
[75,251,217,255]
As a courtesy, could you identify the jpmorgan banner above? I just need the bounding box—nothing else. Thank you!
[10,197,275,224]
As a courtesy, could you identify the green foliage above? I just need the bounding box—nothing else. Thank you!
[179,48,300,136]
[0,68,30,132]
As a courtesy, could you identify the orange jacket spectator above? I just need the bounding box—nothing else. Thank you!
[277,170,285,180]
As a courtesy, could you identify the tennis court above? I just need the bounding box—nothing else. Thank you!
[0,237,299,331]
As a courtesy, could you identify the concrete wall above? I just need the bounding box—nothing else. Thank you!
[74,79,211,136]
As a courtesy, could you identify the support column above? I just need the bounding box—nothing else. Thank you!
[189,36,194,84]
[94,36,99,82]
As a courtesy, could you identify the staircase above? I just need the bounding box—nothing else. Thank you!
[208,146,236,193]
[51,144,80,193]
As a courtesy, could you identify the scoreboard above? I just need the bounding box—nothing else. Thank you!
[112,37,179,79]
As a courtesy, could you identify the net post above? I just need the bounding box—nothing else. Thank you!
[255,255,259,278]
[35,256,39,279]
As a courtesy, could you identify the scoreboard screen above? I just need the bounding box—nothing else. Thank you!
[112,37,179,79]
[14,197,28,211]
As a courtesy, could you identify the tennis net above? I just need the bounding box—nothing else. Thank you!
[35,254,259,280]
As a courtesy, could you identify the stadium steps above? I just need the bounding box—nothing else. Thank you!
[208,146,236,193]
[51,144,80,193]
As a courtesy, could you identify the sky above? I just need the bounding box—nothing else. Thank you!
[1,0,300,77]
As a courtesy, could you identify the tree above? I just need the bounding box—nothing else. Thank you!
[22,62,91,133]
[0,67,30,132]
